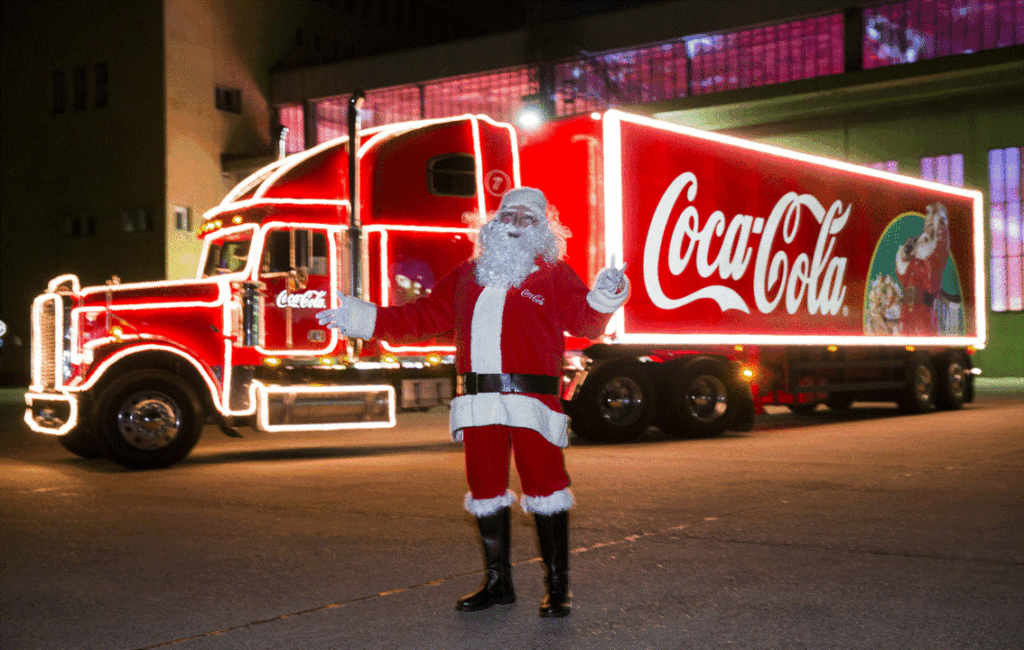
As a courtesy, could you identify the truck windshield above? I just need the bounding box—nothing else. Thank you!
[201,231,254,277]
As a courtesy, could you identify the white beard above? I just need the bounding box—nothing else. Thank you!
[474,220,541,288]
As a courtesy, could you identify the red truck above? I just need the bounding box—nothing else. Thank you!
[26,109,985,468]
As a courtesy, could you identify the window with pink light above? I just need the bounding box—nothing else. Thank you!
[864,0,1024,69]
[989,147,1023,312]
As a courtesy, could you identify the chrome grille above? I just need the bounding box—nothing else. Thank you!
[33,295,59,389]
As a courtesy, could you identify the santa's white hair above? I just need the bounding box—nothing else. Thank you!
[463,200,569,288]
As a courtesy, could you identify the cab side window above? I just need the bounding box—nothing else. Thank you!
[260,229,328,277]
[428,154,476,197]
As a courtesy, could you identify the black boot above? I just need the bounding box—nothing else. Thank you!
[456,507,516,611]
[534,510,571,618]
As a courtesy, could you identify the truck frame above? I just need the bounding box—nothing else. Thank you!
[25,109,985,468]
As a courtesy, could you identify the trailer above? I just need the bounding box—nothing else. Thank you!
[25,109,985,467]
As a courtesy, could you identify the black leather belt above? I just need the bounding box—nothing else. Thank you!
[457,372,560,396]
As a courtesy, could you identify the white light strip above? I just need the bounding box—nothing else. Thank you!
[204,198,351,221]
[614,333,984,347]
[47,274,80,293]
[252,381,396,432]
[602,111,626,338]
[479,114,522,187]
[24,392,79,435]
[29,293,65,391]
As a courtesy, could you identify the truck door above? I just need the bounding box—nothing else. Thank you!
[259,227,333,352]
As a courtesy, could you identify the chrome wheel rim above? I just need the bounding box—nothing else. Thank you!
[685,376,728,423]
[116,391,182,450]
[597,377,645,426]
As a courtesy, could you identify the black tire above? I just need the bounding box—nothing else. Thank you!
[569,359,655,443]
[94,369,203,469]
[934,352,967,411]
[660,358,737,438]
[824,393,854,411]
[897,354,935,414]
[57,426,105,459]
[786,402,819,415]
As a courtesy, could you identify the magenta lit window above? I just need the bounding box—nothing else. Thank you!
[989,147,1023,312]
[870,161,900,173]
[864,0,1024,69]
[921,154,964,187]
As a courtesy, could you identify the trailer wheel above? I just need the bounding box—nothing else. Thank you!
[94,369,203,469]
[57,426,105,459]
[570,359,655,443]
[661,358,737,438]
[897,354,935,414]
[934,352,967,411]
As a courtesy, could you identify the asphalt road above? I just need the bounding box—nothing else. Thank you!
[1,385,1022,650]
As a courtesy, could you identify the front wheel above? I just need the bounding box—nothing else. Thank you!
[57,426,105,459]
[569,359,656,443]
[660,358,738,438]
[94,369,203,469]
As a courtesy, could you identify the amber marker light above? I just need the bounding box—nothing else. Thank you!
[426,353,442,365]
[263,357,281,367]
[110,326,124,341]
[828,345,838,352]
[740,366,756,382]
[905,345,916,352]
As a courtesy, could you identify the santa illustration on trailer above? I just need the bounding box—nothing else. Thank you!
[317,187,629,618]
[895,202,950,336]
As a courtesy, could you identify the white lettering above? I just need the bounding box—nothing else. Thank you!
[520,289,545,305]
[643,172,850,316]
[275,290,327,310]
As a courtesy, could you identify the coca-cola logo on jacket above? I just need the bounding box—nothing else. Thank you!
[642,172,849,316]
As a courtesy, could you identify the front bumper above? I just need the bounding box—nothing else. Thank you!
[24,392,80,435]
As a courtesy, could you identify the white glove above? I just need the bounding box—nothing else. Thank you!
[594,255,628,295]
[316,291,378,339]
[316,291,352,333]
[588,255,629,314]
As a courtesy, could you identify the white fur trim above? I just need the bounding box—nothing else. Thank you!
[470,286,505,373]
[522,488,575,514]
[345,297,378,340]
[450,393,570,448]
[587,279,630,314]
[465,489,517,517]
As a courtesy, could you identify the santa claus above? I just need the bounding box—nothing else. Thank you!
[316,187,628,618]
[895,203,950,336]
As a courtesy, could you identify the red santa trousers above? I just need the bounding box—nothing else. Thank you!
[462,424,570,502]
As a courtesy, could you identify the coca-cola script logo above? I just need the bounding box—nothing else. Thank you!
[275,290,327,309]
[642,172,850,316]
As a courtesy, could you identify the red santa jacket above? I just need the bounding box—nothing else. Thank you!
[364,259,622,447]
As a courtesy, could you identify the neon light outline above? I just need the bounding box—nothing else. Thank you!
[252,381,396,432]
[603,109,987,347]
